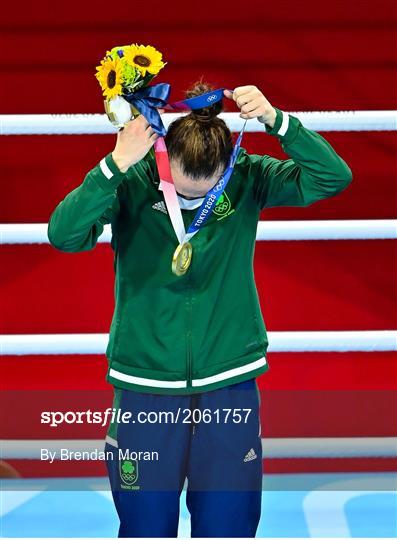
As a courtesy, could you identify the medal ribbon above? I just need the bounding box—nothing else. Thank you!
[154,119,247,245]
[122,85,247,245]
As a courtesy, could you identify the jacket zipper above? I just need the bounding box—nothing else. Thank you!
[187,329,192,387]
[186,275,193,388]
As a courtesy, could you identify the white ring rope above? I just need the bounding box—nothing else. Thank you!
[2,220,397,244]
[1,331,396,355]
[1,110,397,135]
[256,220,397,241]
[1,437,396,459]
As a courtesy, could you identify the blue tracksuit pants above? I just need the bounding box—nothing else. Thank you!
[105,377,262,537]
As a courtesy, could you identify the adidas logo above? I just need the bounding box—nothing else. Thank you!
[152,201,168,214]
[243,448,257,462]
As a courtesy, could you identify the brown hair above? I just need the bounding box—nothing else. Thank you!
[164,79,233,181]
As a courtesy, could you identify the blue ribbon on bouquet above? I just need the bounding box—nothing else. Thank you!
[121,84,232,136]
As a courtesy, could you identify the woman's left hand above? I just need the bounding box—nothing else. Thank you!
[223,86,276,128]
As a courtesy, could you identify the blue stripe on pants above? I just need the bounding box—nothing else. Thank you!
[105,377,262,537]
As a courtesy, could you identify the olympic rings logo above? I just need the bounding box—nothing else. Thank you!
[214,179,225,192]
[122,473,136,481]
[216,201,229,212]
[207,94,217,102]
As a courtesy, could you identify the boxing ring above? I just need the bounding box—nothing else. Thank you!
[1,110,396,537]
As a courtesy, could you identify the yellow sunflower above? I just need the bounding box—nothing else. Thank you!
[123,44,166,77]
[95,53,124,99]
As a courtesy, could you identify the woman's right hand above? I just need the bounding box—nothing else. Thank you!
[111,113,160,173]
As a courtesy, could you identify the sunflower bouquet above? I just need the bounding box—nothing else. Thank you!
[95,43,167,127]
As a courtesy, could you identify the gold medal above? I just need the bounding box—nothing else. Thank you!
[172,242,193,276]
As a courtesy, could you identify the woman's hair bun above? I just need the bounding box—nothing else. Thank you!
[185,79,222,123]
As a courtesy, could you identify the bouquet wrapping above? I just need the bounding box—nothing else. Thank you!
[95,43,167,127]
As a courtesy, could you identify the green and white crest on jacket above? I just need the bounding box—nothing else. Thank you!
[213,191,234,220]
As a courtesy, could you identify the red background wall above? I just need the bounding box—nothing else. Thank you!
[1,0,396,475]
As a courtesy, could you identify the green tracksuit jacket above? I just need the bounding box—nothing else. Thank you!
[47,107,352,395]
